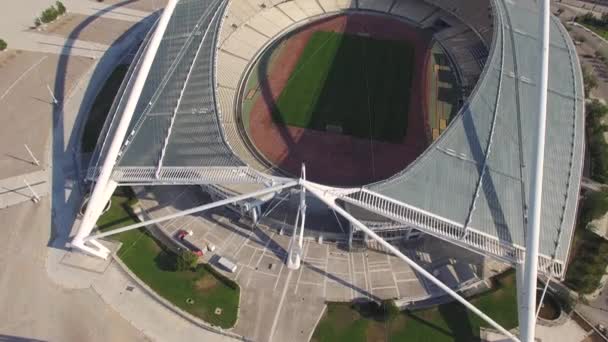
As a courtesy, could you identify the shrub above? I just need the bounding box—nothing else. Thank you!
[176,250,199,271]
[586,100,608,182]
[0,39,6,51]
[34,17,41,27]
[583,66,598,97]
[566,192,608,294]
[381,299,400,321]
[56,1,66,15]
[40,6,59,23]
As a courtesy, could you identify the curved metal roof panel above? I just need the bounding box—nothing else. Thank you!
[368,0,584,266]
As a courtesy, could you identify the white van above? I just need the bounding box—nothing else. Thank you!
[218,257,237,273]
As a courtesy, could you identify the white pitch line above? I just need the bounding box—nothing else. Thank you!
[0,56,48,102]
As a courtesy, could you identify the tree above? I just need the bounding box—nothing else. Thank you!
[56,1,66,15]
[381,299,400,321]
[0,39,6,51]
[40,6,59,23]
[583,66,598,97]
[176,250,199,271]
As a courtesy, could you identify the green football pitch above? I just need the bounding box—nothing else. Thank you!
[272,31,415,143]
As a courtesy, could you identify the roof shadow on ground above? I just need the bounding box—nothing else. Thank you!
[48,0,158,251]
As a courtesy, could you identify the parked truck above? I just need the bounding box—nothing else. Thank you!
[218,257,237,273]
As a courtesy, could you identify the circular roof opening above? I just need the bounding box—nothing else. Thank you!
[239,13,461,186]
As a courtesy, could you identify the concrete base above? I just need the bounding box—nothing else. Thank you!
[65,239,119,271]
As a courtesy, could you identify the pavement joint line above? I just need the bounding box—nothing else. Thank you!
[253,232,274,269]
[0,55,48,102]
[371,285,398,291]
[298,280,323,287]
[368,268,392,273]
[363,253,371,297]
[273,252,286,291]
[391,260,401,298]
[267,269,293,342]
[348,250,355,300]
[294,240,309,295]
[396,278,422,283]
[323,244,328,298]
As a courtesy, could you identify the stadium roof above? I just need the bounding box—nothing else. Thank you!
[89,0,584,277]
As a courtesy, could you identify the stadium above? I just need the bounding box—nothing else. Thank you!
[72,0,584,340]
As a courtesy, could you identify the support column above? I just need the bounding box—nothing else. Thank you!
[521,0,550,340]
[516,263,528,338]
[71,180,117,258]
[287,165,306,270]
[71,0,179,258]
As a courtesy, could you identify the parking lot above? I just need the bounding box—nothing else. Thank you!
[135,185,482,341]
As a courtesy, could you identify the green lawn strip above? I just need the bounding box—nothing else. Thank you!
[81,65,128,153]
[312,271,518,342]
[274,31,413,143]
[96,189,239,328]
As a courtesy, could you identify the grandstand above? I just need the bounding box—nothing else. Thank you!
[74,0,583,340]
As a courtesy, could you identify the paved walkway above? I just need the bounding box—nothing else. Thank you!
[0,170,49,209]
[0,0,154,57]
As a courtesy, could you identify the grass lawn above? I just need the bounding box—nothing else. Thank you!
[312,271,518,342]
[97,189,239,328]
[81,65,128,153]
[273,31,414,143]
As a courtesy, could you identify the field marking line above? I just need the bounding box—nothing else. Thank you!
[273,253,285,291]
[390,256,401,298]
[268,269,294,342]
[0,56,48,102]
[371,285,398,291]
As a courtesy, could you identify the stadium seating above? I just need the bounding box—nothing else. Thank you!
[358,0,394,13]
[294,0,325,16]
[424,0,493,46]
[277,1,310,22]
[215,0,491,173]
[390,0,437,25]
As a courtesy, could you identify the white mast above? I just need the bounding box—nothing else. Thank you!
[520,0,550,340]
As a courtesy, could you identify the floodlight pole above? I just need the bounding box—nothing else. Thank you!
[520,0,550,341]
[71,0,179,259]
[46,84,59,105]
[24,144,40,166]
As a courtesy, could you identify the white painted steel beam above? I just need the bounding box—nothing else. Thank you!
[520,0,550,340]
[71,0,182,258]
[85,181,297,241]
